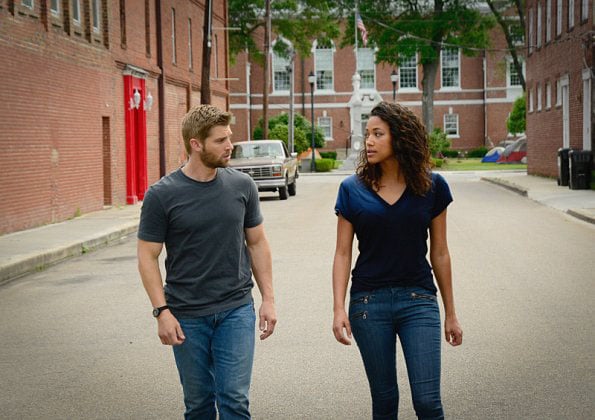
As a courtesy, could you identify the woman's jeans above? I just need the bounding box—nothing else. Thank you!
[172,302,256,420]
[349,287,444,420]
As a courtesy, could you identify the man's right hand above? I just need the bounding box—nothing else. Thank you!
[157,311,185,346]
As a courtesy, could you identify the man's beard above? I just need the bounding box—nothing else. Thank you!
[199,147,229,169]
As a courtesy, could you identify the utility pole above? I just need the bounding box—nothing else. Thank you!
[262,0,271,138]
[287,50,295,153]
[200,0,213,104]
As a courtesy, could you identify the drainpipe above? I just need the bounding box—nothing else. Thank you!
[156,0,166,177]
[483,50,488,147]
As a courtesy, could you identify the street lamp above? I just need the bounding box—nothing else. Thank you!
[390,69,398,102]
[308,71,316,172]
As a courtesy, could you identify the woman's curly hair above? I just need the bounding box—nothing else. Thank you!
[356,102,432,196]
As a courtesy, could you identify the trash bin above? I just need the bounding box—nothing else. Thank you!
[568,150,593,190]
[557,148,571,186]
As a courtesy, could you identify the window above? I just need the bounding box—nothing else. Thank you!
[529,87,534,112]
[399,54,417,90]
[318,117,332,139]
[315,41,333,91]
[537,83,542,111]
[444,114,459,137]
[546,0,552,42]
[21,0,33,9]
[529,8,534,53]
[583,0,589,21]
[273,52,291,92]
[569,0,575,29]
[357,48,375,89]
[188,19,193,70]
[546,81,552,109]
[556,79,561,106]
[72,0,81,23]
[557,0,562,36]
[537,2,542,48]
[508,60,523,87]
[171,8,176,64]
[92,0,101,33]
[50,0,59,15]
[441,48,460,89]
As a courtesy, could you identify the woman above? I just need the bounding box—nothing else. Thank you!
[332,102,462,419]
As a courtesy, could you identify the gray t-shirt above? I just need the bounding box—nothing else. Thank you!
[138,167,263,318]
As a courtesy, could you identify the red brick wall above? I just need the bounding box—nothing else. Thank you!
[0,1,229,234]
[525,0,592,177]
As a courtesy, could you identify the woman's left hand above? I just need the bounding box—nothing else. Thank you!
[444,317,463,346]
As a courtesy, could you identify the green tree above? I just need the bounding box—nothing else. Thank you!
[253,112,325,154]
[342,0,494,133]
[228,0,341,65]
[507,95,526,135]
[485,0,525,91]
[428,128,451,157]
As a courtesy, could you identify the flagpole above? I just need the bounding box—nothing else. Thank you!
[354,0,358,71]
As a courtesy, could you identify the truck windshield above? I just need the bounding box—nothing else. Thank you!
[231,143,284,158]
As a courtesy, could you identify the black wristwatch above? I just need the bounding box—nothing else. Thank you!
[152,305,169,318]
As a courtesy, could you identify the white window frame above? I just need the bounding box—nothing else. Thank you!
[318,116,333,140]
[537,2,542,48]
[569,0,575,29]
[313,40,335,92]
[357,48,376,90]
[507,59,524,88]
[556,79,562,106]
[21,0,34,9]
[529,86,534,113]
[72,0,81,24]
[440,48,460,90]
[272,51,291,93]
[92,0,101,33]
[546,81,552,109]
[537,83,542,111]
[582,69,591,150]
[444,113,459,138]
[399,54,418,91]
[50,0,59,15]
[582,0,589,21]
[171,8,176,64]
[556,0,562,36]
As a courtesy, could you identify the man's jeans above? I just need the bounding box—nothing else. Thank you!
[349,287,444,420]
[173,302,256,420]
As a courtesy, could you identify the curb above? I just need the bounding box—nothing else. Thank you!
[481,177,528,197]
[0,223,138,287]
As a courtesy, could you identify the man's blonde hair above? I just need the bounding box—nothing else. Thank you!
[181,105,232,155]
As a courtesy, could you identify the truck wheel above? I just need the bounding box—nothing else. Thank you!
[288,179,297,196]
[279,178,289,200]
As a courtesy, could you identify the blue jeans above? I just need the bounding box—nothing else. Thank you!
[349,287,444,420]
[173,303,256,420]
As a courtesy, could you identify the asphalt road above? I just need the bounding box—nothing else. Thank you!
[1,172,594,419]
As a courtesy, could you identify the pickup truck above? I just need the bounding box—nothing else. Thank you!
[229,140,299,200]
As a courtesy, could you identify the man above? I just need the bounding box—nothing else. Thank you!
[137,104,277,419]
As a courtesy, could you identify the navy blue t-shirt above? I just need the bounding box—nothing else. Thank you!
[334,172,453,294]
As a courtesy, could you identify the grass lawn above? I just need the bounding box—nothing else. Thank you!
[440,158,527,171]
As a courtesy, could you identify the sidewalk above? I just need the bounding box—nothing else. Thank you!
[1,172,593,286]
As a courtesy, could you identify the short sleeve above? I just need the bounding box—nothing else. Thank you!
[244,178,264,228]
[334,178,354,223]
[138,187,168,243]
[431,173,453,219]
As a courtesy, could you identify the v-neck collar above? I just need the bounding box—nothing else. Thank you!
[369,184,408,207]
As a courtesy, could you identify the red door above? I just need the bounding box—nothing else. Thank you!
[124,75,148,204]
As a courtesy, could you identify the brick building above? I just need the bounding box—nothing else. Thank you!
[0,0,229,234]
[229,23,524,161]
[525,0,593,177]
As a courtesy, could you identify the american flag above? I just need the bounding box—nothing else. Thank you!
[356,13,368,47]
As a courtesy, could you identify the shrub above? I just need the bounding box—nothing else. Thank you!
[467,147,488,158]
[442,150,460,158]
[253,113,325,153]
[320,151,337,160]
[315,158,334,172]
[507,95,526,135]
[432,158,444,168]
[428,128,451,157]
